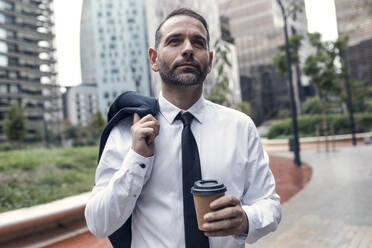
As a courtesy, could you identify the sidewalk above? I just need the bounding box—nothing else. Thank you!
[249,145,372,248]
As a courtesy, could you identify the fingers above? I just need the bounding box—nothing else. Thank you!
[203,214,242,231]
[202,195,248,237]
[131,114,160,157]
[133,113,140,124]
[204,205,242,223]
[210,195,241,210]
[134,114,157,124]
[137,121,160,136]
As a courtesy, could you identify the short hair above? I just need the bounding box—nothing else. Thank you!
[154,8,210,50]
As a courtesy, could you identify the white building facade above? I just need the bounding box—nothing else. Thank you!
[64,84,99,126]
[80,0,152,116]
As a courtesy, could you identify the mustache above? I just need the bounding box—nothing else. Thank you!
[174,59,201,70]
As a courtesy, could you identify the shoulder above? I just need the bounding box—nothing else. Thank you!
[204,99,255,128]
[107,117,132,142]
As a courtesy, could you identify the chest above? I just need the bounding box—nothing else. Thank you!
[149,118,249,198]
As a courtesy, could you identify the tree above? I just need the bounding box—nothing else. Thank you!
[286,0,304,21]
[273,33,303,74]
[208,39,256,118]
[207,39,232,107]
[89,111,106,139]
[303,32,344,151]
[3,102,27,144]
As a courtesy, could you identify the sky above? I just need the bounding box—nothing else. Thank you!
[54,0,83,87]
[304,0,338,41]
[53,0,339,87]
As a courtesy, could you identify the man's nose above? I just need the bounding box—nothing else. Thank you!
[181,40,194,58]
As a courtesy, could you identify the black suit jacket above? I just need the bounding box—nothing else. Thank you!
[97,91,159,248]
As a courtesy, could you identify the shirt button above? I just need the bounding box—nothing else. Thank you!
[139,163,146,169]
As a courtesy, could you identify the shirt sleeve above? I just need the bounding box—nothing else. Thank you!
[84,122,154,238]
[238,121,282,244]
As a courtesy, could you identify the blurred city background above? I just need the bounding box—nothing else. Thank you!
[0,0,371,247]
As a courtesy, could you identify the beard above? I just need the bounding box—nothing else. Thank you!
[157,57,209,87]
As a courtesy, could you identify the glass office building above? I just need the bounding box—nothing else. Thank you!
[80,0,152,116]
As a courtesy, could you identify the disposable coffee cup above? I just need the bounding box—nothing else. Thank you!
[191,179,227,231]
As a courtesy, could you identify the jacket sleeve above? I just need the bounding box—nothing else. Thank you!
[84,121,154,238]
[239,121,282,244]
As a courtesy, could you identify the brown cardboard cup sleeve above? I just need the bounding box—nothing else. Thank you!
[191,179,227,231]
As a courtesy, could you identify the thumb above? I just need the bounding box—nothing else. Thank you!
[133,113,140,124]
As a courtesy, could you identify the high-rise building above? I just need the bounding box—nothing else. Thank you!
[80,0,152,116]
[334,0,372,46]
[218,0,311,123]
[334,0,372,85]
[63,83,98,126]
[0,0,61,142]
[347,39,372,85]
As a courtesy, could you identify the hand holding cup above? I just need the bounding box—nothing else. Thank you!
[202,194,248,237]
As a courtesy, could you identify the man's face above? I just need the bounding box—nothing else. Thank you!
[150,15,213,86]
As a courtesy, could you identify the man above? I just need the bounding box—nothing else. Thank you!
[85,8,281,247]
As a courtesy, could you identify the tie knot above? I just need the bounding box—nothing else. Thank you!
[177,112,194,126]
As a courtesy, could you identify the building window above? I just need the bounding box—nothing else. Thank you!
[0,84,7,93]
[0,1,12,11]
[0,28,6,39]
[104,92,109,99]
[0,41,8,53]
[9,71,17,79]
[9,85,18,93]
[0,55,7,66]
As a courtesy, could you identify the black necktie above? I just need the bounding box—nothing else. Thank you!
[177,112,209,248]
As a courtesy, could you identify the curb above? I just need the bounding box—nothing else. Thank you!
[262,132,371,151]
[0,193,90,247]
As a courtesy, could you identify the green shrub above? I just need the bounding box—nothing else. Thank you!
[267,113,372,139]
[301,97,322,115]
[0,146,98,212]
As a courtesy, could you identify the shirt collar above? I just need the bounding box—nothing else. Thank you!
[158,92,205,124]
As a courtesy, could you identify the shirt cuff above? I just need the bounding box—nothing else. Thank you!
[119,148,154,182]
[233,205,257,242]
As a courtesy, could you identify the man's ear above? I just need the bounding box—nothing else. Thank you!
[207,50,214,73]
[149,48,159,72]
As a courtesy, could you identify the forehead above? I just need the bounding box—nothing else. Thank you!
[160,15,207,40]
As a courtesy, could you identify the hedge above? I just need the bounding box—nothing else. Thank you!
[267,113,372,139]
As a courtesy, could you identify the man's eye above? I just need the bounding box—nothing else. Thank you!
[168,39,180,45]
[193,40,205,47]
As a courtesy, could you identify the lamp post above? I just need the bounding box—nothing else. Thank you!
[277,0,301,166]
[341,52,357,146]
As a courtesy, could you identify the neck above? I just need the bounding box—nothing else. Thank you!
[161,83,203,110]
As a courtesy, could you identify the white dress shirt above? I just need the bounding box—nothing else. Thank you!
[85,93,281,247]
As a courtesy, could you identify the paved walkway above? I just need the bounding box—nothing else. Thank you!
[249,145,372,248]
